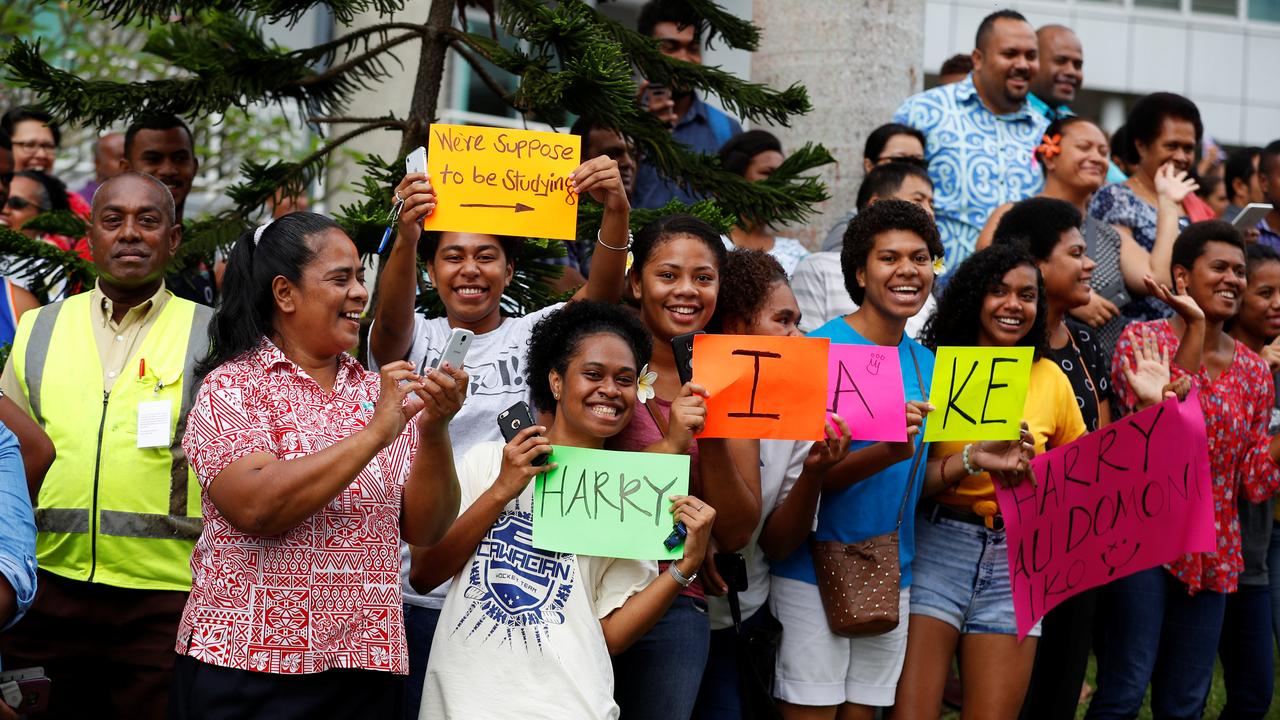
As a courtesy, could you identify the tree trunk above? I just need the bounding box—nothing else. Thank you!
[400,0,458,155]
[750,0,925,248]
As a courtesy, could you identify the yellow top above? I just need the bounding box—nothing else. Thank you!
[1,280,170,408]
[932,358,1086,516]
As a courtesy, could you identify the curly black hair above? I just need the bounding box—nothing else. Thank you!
[991,197,1081,261]
[525,300,654,413]
[630,213,727,277]
[1171,220,1245,278]
[921,245,1050,359]
[840,199,943,306]
[709,248,788,332]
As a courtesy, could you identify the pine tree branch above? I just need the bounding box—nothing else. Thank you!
[311,116,407,126]
[227,119,402,212]
[447,37,521,112]
[296,29,421,88]
[0,228,97,301]
[72,0,407,28]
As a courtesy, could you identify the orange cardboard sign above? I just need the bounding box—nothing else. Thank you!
[693,334,831,441]
[422,123,580,240]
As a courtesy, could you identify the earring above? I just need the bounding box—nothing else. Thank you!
[553,392,560,400]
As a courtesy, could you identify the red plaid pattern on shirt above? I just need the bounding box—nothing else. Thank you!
[176,340,416,674]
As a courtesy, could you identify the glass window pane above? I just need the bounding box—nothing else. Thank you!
[1250,0,1280,20]
[1192,0,1238,14]
[1134,0,1181,10]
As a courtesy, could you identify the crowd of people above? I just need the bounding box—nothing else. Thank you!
[1,1,1280,719]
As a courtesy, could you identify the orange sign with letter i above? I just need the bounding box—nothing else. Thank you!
[693,334,831,441]
[422,123,581,240]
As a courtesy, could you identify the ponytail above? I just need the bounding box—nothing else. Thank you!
[195,212,339,378]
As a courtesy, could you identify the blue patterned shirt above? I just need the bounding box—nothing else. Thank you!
[893,74,1048,272]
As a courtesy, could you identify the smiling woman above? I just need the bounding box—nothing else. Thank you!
[170,212,467,720]
[368,154,631,714]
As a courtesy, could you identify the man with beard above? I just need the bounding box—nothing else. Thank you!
[631,0,741,209]
[119,114,215,306]
[893,9,1048,277]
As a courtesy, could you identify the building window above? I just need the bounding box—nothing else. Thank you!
[1192,0,1239,14]
[1132,0,1182,10]
[1250,0,1280,20]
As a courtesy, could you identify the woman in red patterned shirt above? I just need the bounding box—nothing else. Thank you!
[170,212,467,719]
[1090,221,1280,719]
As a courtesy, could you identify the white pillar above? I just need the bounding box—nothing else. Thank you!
[750,0,926,248]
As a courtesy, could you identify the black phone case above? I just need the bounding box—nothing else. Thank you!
[672,331,702,385]
[714,552,748,593]
[497,402,547,466]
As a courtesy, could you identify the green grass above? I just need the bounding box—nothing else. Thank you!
[938,652,1280,719]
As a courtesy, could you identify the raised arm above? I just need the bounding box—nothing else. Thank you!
[759,417,851,561]
[401,363,468,546]
[207,362,426,536]
[598,496,715,654]
[819,400,930,492]
[572,156,630,304]
[409,426,552,592]
[370,174,436,365]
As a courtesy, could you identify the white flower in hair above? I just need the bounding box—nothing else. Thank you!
[253,220,274,246]
[637,364,657,404]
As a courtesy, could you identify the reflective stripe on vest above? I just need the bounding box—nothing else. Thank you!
[16,292,211,590]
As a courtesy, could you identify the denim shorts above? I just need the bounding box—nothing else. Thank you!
[909,512,1041,637]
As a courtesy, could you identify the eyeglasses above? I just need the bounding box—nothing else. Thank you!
[4,196,48,212]
[877,155,929,170]
[11,140,57,153]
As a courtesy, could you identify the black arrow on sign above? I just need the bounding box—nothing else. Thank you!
[459,202,534,212]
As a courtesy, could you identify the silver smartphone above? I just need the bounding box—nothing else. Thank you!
[1232,203,1273,231]
[421,328,474,374]
[406,146,427,176]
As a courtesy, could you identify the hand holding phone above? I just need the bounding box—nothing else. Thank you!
[427,328,473,373]
[672,331,703,386]
[498,401,548,466]
[405,146,427,176]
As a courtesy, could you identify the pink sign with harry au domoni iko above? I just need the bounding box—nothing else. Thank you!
[994,391,1215,640]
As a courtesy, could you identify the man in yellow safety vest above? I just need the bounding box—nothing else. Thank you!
[0,172,210,720]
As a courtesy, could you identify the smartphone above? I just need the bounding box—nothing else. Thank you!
[405,146,427,176]
[714,552,748,593]
[1232,203,1273,231]
[672,331,703,385]
[424,328,474,373]
[498,401,548,465]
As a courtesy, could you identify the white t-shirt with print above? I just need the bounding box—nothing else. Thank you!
[370,304,563,609]
[420,442,656,719]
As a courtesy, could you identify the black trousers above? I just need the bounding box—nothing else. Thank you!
[1019,588,1097,720]
[168,654,403,720]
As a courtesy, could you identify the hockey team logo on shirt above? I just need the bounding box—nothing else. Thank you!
[455,510,574,651]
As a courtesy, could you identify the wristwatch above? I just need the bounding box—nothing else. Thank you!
[668,563,697,588]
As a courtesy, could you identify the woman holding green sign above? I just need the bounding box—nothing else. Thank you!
[412,300,716,719]
[606,214,764,720]
[896,244,1083,719]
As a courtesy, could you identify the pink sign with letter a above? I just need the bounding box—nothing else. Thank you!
[994,391,1215,640]
[825,344,907,442]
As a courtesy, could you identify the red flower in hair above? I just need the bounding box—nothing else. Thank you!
[1037,133,1063,162]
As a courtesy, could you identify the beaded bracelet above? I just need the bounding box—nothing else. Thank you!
[961,443,983,476]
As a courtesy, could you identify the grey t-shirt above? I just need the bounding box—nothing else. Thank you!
[370,304,563,608]
[1239,370,1280,586]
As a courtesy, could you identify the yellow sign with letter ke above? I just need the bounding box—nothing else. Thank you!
[422,123,580,240]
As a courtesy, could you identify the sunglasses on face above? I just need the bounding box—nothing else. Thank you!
[4,196,48,212]
[877,155,929,170]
